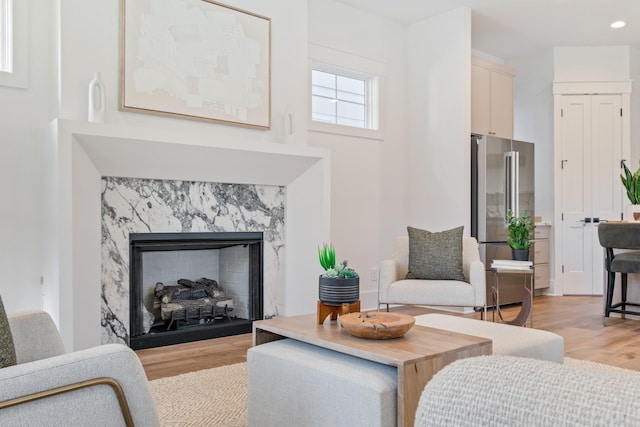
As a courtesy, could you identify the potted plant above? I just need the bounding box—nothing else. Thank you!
[318,243,359,306]
[507,210,535,261]
[621,160,640,220]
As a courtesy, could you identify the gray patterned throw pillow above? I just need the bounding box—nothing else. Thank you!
[0,296,17,368]
[406,226,465,281]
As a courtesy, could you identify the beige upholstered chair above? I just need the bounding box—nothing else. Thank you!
[0,310,160,426]
[378,236,487,318]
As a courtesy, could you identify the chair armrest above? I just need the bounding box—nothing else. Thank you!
[378,259,399,304]
[468,260,487,307]
[8,310,65,363]
[0,343,160,427]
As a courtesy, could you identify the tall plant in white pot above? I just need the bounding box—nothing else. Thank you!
[621,161,640,221]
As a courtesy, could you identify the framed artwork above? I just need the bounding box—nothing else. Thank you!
[119,0,271,129]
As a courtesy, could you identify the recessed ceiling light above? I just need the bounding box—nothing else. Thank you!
[611,21,626,29]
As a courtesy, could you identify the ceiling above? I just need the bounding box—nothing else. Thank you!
[333,0,640,59]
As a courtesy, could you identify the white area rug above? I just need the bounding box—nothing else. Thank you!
[150,362,247,427]
[149,358,637,426]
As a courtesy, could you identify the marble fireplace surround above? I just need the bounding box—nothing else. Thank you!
[56,119,330,351]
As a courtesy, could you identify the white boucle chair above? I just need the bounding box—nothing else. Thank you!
[414,355,640,426]
[378,236,487,318]
[0,310,160,427]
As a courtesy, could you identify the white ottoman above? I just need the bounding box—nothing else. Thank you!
[414,313,564,363]
[247,338,397,427]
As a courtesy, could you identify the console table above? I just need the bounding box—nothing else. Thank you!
[253,313,492,426]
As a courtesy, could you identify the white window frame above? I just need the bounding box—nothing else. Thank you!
[312,62,377,130]
[0,0,27,88]
[309,44,385,141]
[0,0,12,72]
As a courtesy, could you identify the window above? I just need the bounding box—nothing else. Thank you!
[311,61,379,131]
[308,44,385,140]
[0,0,11,72]
[0,0,26,88]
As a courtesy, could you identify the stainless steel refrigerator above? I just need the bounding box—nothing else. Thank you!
[471,134,535,306]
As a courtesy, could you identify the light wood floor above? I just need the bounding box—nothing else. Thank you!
[136,295,640,380]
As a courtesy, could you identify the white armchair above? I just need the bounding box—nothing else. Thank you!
[0,310,160,426]
[378,236,487,317]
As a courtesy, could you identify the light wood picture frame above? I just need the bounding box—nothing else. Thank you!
[119,0,271,129]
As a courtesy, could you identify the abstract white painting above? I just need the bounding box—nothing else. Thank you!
[120,0,271,129]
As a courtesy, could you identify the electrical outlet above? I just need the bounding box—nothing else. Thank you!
[370,268,378,282]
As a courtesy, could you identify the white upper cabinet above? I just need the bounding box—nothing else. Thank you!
[471,56,515,139]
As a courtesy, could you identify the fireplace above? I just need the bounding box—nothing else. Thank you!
[129,231,263,349]
[56,124,327,352]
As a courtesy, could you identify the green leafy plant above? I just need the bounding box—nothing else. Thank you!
[621,161,640,205]
[318,243,359,279]
[507,210,535,250]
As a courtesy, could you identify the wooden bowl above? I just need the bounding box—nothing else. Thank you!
[339,312,415,339]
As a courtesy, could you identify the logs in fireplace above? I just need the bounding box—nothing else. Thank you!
[155,278,234,330]
[129,232,264,350]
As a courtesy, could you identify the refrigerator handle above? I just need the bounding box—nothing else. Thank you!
[504,152,509,222]
[513,150,520,217]
[504,151,519,221]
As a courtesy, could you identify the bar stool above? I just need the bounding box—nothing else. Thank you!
[597,222,640,325]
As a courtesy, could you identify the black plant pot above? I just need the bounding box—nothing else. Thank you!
[318,276,359,306]
[511,249,530,261]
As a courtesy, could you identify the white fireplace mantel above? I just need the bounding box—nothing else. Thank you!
[54,119,331,351]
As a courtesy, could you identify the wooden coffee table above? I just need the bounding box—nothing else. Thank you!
[253,313,492,427]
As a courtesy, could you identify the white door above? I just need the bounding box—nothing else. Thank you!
[560,94,622,295]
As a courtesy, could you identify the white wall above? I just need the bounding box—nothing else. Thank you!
[627,47,640,303]
[507,49,555,223]
[406,7,472,234]
[284,159,331,315]
[554,46,631,82]
[506,49,556,291]
[631,48,640,165]
[59,0,308,147]
[307,0,408,309]
[0,0,57,313]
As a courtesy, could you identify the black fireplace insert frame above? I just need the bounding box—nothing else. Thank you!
[128,231,264,350]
